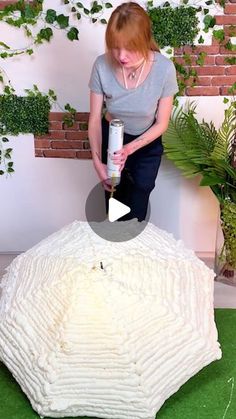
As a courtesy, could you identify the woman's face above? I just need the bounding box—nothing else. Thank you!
[111,48,144,68]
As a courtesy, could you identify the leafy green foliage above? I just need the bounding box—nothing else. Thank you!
[219,0,225,7]
[147,4,199,48]
[24,84,76,128]
[0,42,10,50]
[56,14,69,29]
[67,27,79,41]
[213,29,225,42]
[203,14,216,31]
[228,25,236,37]
[0,0,108,58]
[0,81,77,146]
[228,83,236,95]
[173,51,202,95]
[225,40,236,52]
[3,85,15,95]
[0,137,14,176]
[198,35,204,44]
[36,27,53,43]
[196,52,207,66]
[0,0,43,20]
[45,9,57,24]
[67,0,111,24]
[220,201,236,269]
[163,102,236,204]
[63,103,77,127]
[0,94,50,136]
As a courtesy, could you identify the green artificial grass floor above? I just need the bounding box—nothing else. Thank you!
[0,309,235,419]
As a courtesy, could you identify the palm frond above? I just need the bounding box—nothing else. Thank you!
[163,103,218,177]
[183,113,216,157]
[163,102,236,203]
[163,116,203,177]
[212,103,236,161]
[215,159,236,181]
[199,121,218,153]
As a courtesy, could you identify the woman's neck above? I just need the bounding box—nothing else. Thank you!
[124,59,145,81]
[122,60,146,89]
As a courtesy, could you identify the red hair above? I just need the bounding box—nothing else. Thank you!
[105,2,158,61]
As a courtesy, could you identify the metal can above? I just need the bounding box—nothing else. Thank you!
[107,119,124,185]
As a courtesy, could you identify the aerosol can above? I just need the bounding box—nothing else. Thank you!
[107,119,124,187]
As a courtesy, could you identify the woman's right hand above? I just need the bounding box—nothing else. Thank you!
[94,160,113,192]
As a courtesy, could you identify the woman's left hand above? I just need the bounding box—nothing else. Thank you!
[111,145,130,172]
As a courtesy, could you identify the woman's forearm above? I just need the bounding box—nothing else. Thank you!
[88,118,102,167]
[125,96,174,156]
[88,116,112,189]
[89,92,104,167]
[125,121,168,155]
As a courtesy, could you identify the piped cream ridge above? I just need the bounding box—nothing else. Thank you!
[0,221,221,418]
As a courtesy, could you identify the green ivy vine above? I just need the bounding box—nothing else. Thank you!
[223,25,236,69]
[0,0,107,175]
[0,0,113,132]
[0,75,77,129]
[147,0,236,98]
[64,0,112,25]
[0,0,76,58]
[0,0,235,176]
[0,0,113,59]
[0,83,79,176]
[0,136,14,176]
[213,25,236,95]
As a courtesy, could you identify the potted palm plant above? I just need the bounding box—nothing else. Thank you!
[163,101,236,286]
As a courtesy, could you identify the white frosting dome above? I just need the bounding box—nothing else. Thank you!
[0,220,221,418]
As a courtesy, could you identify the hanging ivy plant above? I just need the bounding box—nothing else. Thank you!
[203,14,216,31]
[64,0,113,25]
[0,0,87,177]
[0,82,78,175]
[0,137,14,176]
[0,0,79,58]
[147,3,199,48]
[225,57,236,65]
[0,82,79,136]
[228,83,236,95]
[146,0,236,99]
[213,29,225,42]
[0,0,113,59]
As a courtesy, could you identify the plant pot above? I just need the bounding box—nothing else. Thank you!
[214,201,236,286]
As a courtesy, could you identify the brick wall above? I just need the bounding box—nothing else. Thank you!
[0,0,27,7]
[34,113,91,159]
[175,1,236,96]
[0,0,235,159]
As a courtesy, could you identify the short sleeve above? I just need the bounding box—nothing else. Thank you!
[88,58,103,94]
[161,61,179,98]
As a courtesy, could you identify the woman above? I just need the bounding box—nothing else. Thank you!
[88,1,178,221]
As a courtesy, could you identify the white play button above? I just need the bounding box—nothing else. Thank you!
[85,179,151,241]
[108,198,131,222]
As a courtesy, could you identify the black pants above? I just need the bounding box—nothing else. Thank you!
[102,117,163,221]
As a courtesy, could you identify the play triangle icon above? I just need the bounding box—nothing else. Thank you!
[108,198,131,222]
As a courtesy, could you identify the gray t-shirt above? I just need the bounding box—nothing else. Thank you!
[89,52,178,135]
